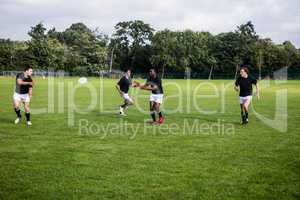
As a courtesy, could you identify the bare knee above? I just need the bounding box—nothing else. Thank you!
[154,103,160,112]
[14,102,20,110]
[24,104,30,113]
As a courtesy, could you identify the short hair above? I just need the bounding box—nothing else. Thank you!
[124,68,131,73]
[149,68,158,73]
[24,66,32,72]
[240,67,249,74]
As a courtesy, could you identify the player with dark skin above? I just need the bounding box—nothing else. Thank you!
[140,68,164,124]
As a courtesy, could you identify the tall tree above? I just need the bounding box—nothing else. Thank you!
[111,20,154,72]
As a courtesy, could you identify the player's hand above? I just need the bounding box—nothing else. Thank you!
[152,85,158,90]
[133,81,140,88]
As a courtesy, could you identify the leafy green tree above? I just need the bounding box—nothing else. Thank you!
[111,20,154,72]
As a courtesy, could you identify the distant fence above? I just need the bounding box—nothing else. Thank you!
[1,68,300,79]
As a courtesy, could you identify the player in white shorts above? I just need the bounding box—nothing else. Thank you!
[235,66,260,124]
[13,67,34,126]
[115,69,138,116]
[140,68,164,124]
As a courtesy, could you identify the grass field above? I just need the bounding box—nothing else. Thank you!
[0,77,299,200]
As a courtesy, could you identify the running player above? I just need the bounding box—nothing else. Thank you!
[116,69,136,116]
[140,68,164,124]
[13,67,34,126]
[234,67,260,124]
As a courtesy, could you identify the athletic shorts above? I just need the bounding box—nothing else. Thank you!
[122,93,133,103]
[13,92,30,103]
[150,94,163,104]
[239,95,252,104]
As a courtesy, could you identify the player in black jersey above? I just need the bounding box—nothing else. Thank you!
[115,69,138,116]
[140,68,164,124]
[235,67,260,124]
[13,67,34,126]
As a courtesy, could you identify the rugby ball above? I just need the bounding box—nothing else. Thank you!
[78,77,88,84]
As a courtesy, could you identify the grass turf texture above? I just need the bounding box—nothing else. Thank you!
[0,77,299,199]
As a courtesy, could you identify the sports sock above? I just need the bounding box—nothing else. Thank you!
[245,112,248,119]
[121,102,128,108]
[15,108,21,118]
[158,112,163,118]
[150,111,156,121]
[25,112,30,122]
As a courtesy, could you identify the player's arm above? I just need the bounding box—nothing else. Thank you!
[234,82,239,92]
[17,79,33,86]
[115,84,123,95]
[234,77,240,92]
[29,87,33,98]
[140,83,153,91]
[132,80,140,88]
[234,85,239,92]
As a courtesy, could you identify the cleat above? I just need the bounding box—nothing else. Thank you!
[158,116,164,124]
[14,118,21,124]
[119,106,126,116]
[119,112,127,116]
[26,121,32,126]
[241,115,246,125]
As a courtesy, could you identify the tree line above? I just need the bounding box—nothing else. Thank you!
[0,20,299,78]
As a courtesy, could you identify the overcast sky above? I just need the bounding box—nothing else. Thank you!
[0,0,299,47]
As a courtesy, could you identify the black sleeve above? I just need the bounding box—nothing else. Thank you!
[16,73,22,80]
[252,77,257,85]
[117,77,123,86]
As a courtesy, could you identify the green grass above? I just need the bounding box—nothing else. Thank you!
[0,77,299,200]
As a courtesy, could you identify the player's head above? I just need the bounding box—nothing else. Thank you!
[149,68,157,77]
[24,66,33,76]
[124,68,131,77]
[240,67,249,78]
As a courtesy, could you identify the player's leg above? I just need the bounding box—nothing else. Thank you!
[119,100,126,115]
[240,103,245,124]
[23,101,32,126]
[149,101,156,122]
[154,102,164,124]
[124,95,134,109]
[13,100,22,124]
[119,94,134,115]
[13,93,22,124]
[153,94,164,124]
[243,97,251,123]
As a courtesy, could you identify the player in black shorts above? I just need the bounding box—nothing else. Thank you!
[140,68,164,124]
[13,67,34,126]
[115,69,138,116]
[234,67,260,124]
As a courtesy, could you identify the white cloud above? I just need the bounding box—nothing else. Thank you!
[0,0,299,47]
